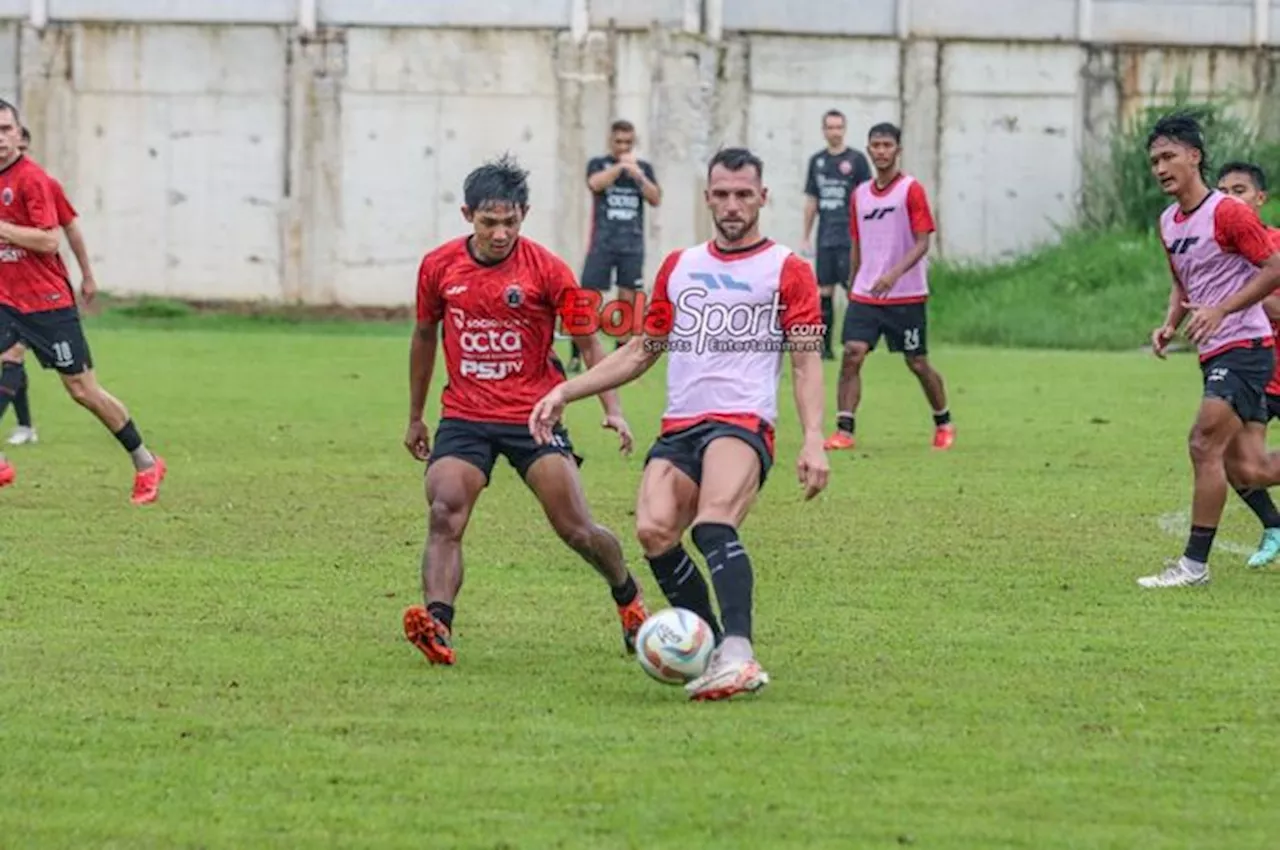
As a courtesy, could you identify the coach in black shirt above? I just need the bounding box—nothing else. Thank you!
[569,119,661,371]
[802,109,871,359]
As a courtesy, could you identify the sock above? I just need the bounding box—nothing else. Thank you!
[0,360,22,420]
[112,419,156,471]
[570,340,581,360]
[1237,487,1280,529]
[691,522,753,642]
[13,380,30,427]
[837,411,854,435]
[644,544,722,640]
[1184,525,1217,565]
[820,295,834,352]
[933,409,951,427]
[610,572,639,607]
[427,601,455,632]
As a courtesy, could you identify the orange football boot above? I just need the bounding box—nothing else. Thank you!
[823,431,855,451]
[403,605,456,665]
[932,424,956,450]
[617,591,649,654]
[131,456,167,505]
[0,460,14,488]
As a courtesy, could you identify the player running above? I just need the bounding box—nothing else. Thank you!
[403,153,649,666]
[530,147,830,701]
[2,125,99,446]
[1214,160,1280,568]
[1142,113,1280,588]
[801,109,870,360]
[0,100,165,500]
[824,122,954,452]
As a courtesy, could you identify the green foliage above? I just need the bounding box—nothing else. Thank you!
[1080,77,1280,234]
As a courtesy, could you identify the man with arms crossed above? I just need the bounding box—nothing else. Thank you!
[532,148,830,701]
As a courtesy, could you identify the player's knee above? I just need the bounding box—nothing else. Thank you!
[427,496,468,541]
[905,355,931,376]
[555,521,597,554]
[62,373,97,407]
[841,342,866,365]
[635,519,680,557]
[1187,428,1225,467]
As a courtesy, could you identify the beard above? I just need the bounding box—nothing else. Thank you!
[714,211,758,243]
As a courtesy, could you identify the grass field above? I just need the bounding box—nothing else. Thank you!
[3,316,1280,850]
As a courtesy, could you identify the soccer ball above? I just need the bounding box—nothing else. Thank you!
[635,607,715,685]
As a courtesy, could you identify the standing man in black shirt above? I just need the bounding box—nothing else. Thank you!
[568,119,662,372]
[802,109,871,360]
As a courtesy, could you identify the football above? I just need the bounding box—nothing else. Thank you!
[635,607,716,684]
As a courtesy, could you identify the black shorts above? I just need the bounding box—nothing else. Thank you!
[0,305,93,374]
[1268,393,1280,422]
[644,419,773,487]
[429,417,582,485]
[1201,343,1274,424]
[815,247,851,288]
[842,300,928,356]
[581,250,644,291]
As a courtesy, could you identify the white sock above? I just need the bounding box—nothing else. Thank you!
[719,635,753,663]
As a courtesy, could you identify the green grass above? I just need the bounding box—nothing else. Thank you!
[3,320,1280,849]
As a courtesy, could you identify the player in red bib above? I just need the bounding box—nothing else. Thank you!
[0,100,164,501]
[1,125,99,447]
[530,148,831,701]
[402,154,649,666]
[1213,160,1280,568]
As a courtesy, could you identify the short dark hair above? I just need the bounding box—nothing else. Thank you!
[707,147,764,181]
[1217,160,1266,191]
[868,122,901,143]
[0,98,20,125]
[1147,111,1208,175]
[463,153,530,211]
[823,109,845,124]
[19,126,29,144]
[610,120,634,135]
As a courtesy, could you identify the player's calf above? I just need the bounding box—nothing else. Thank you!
[690,522,754,661]
[636,522,723,643]
[554,518,647,650]
[905,355,954,449]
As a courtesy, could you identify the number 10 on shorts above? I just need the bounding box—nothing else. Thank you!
[52,340,74,367]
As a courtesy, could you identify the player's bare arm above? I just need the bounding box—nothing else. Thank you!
[587,162,626,193]
[530,336,662,445]
[570,331,634,454]
[789,337,830,500]
[802,195,817,252]
[1185,253,1280,343]
[63,219,96,301]
[870,232,930,297]
[406,320,439,460]
[0,220,57,254]
[1153,279,1189,358]
[1263,293,1280,321]
[634,168,662,207]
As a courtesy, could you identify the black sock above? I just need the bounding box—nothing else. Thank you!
[645,544,722,640]
[610,573,639,606]
[570,340,581,359]
[1237,487,1280,528]
[933,409,951,427]
[1184,525,1217,564]
[427,601,455,631]
[691,522,753,641]
[0,360,23,420]
[113,419,143,452]
[13,379,30,427]
[837,412,854,435]
[820,295,834,352]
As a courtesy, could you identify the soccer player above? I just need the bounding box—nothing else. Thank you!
[801,109,871,360]
[402,153,649,666]
[566,120,661,372]
[824,122,954,452]
[2,125,99,446]
[530,147,831,701]
[1214,160,1280,567]
[0,100,165,500]
[1141,113,1280,588]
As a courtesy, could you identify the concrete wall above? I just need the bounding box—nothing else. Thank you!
[4,0,1278,306]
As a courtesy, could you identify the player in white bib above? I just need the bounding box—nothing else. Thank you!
[530,148,831,701]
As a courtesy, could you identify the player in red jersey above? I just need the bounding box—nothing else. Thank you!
[0,100,165,500]
[530,148,830,701]
[1,126,99,446]
[402,154,649,666]
[1214,160,1280,568]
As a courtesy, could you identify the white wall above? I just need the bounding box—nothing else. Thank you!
[6,0,1278,305]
